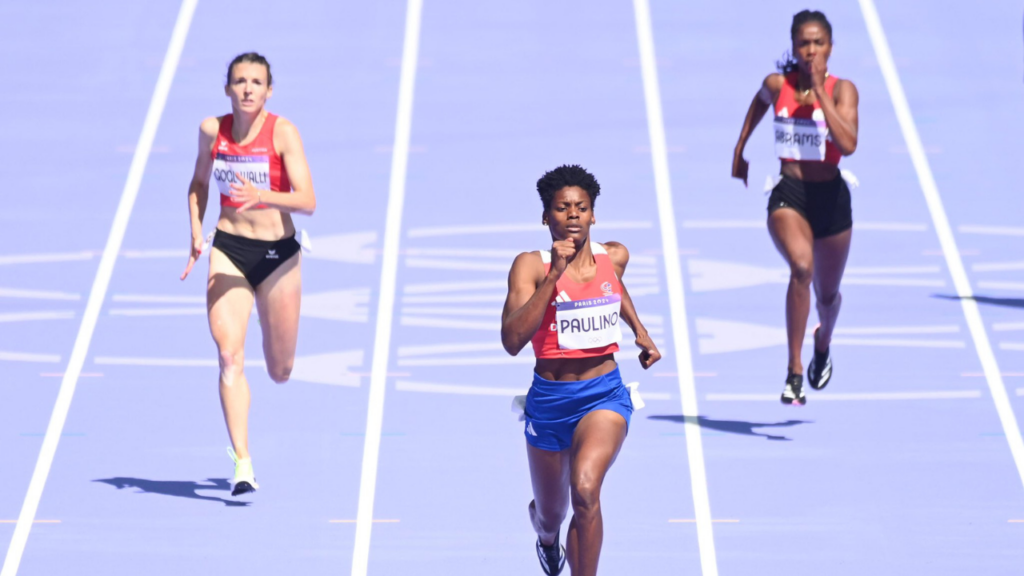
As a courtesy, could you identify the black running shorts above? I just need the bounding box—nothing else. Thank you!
[767,173,853,239]
[211,229,301,288]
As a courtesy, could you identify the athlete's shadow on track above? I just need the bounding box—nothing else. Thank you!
[647,415,811,441]
[935,294,1024,310]
[93,477,250,507]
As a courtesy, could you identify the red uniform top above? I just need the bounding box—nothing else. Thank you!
[212,113,292,209]
[774,72,842,166]
[531,243,623,360]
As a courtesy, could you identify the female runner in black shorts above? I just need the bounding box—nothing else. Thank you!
[731,10,859,404]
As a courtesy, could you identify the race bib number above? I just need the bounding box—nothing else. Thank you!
[555,294,622,350]
[212,153,271,196]
[774,117,828,161]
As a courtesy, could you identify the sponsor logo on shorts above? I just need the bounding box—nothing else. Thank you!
[266,249,279,260]
[526,422,537,436]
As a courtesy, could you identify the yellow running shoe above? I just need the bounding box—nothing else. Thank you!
[227,447,259,496]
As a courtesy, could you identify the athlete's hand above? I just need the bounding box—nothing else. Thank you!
[635,331,661,369]
[229,173,262,213]
[810,55,828,90]
[180,228,203,281]
[547,239,578,279]
[731,150,749,187]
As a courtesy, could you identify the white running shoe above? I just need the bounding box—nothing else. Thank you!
[227,447,259,496]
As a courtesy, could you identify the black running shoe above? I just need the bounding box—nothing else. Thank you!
[780,373,806,406]
[807,347,832,390]
[535,533,566,575]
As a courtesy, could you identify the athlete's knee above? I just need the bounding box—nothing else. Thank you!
[817,290,842,310]
[533,503,567,533]
[268,362,293,384]
[789,259,813,286]
[570,473,602,517]
[218,349,245,386]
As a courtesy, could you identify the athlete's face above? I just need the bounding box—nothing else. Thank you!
[225,62,272,114]
[543,186,595,248]
[792,22,832,73]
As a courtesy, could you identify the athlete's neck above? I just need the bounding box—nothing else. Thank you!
[231,108,266,144]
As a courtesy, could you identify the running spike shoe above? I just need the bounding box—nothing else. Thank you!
[780,373,806,406]
[535,532,566,575]
[807,346,833,390]
[227,447,259,496]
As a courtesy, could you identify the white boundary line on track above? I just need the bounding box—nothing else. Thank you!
[350,1,423,574]
[632,1,718,575]
[0,2,198,575]
[858,0,1024,493]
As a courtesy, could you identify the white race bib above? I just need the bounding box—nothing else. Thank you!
[555,294,622,350]
[212,153,271,196]
[774,117,828,161]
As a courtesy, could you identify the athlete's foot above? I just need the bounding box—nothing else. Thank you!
[807,328,833,390]
[535,531,566,575]
[780,373,806,406]
[228,447,259,496]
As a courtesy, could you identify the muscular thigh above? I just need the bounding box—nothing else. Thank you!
[768,209,814,267]
[813,228,852,297]
[255,252,302,368]
[528,443,571,510]
[570,410,628,485]
[208,248,254,351]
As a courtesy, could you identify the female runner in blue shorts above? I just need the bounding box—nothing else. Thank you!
[501,165,661,575]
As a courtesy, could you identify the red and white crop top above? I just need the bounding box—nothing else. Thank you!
[212,113,292,209]
[773,72,841,165]
[531,243,623,359]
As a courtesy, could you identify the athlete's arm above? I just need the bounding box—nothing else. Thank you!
[181,117,219,281]
[732,73,782,187]
[813,67,858,156]
[605,242,661,369]
[501,240,576,355]
[230,118,317,215]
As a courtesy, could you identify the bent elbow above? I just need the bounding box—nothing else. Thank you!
[501,331,524,356]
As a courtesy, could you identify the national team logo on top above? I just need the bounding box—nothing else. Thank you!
[601,281,613,296]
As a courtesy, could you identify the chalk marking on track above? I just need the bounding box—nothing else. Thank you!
[109,307,206,316]
[111,294,205,304]
[959,225,1024,237]
[351,1,422,573]
[994,323,1024,332]
[633,1,718,574]
[973,261,1024,272]
[331,519,399,524]
[0,352,61,364]
[0,288,80,301]
[396,381,526,396]
[403,280,506,294]
[0,312,75,323]
[0,252,95,266]
[681,219,926,231]
[707,390,982,402]
[0,2,197,575]
[977,281,1024,292]
[1001,343,1024,351]
[859,0,1024,493]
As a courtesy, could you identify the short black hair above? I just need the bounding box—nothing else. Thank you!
[226,52,272,86]
[536,165,601,211]
[777,10,833,74]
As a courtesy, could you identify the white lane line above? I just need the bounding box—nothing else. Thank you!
[841,277,944,287]
[0,352,61,364]
[832,325,959,335]
[828,337,964,349]
[397,356,534,367]
[1000,343,1024,352]
[407,220,652,238]
[856,221,928,231]
[707,390,982,402]
[403,280,506,294]
[120,249,181,258]
[959,225,1024,237]
[0,288,80,301]
[404,247,521,258]
[0,252,95,266]
[0,312,75,323]
[845,265,941,274]
[0,2,197,575]
[860,0,1024,493]
[1017,389,1024,396]
[633,1,717,574]
[111,294,205,304]
[994,323,1024,332]
[351,1,422,574]
[396,381,526,396]
[93,357,266,368]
